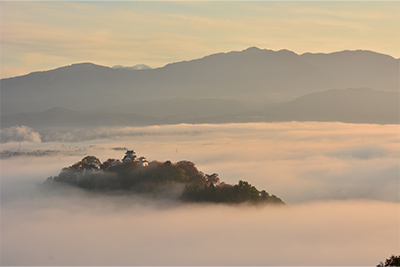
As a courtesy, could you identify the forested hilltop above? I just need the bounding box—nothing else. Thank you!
[45,150,284,205]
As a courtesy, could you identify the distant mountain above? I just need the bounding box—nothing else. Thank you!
[101,97,252,118]
[1,47,398,115]
[251,88,399,124]
[0,97,253,129]
[2,88,397,129]
[112,64,152,70]
[0,107,158,129]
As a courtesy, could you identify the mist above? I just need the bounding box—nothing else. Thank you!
[2,195,398,266]
[1,122,399,265]
[0,125,42,143]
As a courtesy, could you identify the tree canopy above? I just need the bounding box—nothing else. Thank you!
[47,155,284,205]
[377,255,400,267]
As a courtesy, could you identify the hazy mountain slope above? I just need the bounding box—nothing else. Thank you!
[100,97,251,118]
[1,47,398,115]
[1,89,397,130]
[300,50,399,91]
[0,63,150,114]
[153,47,326,100]
[0,98,249,129]
[257,88,399,124]
[0,107,158,129]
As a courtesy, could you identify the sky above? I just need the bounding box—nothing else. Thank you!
[0,1,399,78]
[1,122,399,265]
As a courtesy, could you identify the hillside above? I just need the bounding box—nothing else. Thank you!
[0,107,158,129]
[1,47,398,115]
[1,88,397,130]
[253,88,400,124]
[45,152,285,205]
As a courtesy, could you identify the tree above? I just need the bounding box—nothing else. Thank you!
[260,190,271,201]
[176,160,206,184]
[377,255,400,267]
[69,156,101,171]
[100,158,121,170]
[82,156,101,168]
[234,180,259,202]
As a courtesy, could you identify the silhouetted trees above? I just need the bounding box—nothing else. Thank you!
[67,155,102,171]
[48,155,284,205]
[377,255,400,267]
[180,179,284,204]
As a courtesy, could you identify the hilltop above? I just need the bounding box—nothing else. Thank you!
[45,150,284,205]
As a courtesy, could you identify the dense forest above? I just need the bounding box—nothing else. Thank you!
[46,152,284,205]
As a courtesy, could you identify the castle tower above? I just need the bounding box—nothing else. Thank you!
[122,150,137,162]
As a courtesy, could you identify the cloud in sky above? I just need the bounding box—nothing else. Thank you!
[1,1,399,78]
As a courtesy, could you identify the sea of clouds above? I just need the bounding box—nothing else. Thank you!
[1,122,399,265]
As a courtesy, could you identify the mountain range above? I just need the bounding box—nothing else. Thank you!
[111,64,152,70]
[1,47,398,127]
[1,88,398,129]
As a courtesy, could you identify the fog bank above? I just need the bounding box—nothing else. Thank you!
[0,125,41,143]
[1,193,398,265]
[1,122,398,265]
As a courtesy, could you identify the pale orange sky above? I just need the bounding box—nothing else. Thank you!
[1,1,399,78]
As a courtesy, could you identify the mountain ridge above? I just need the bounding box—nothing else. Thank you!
[2,47,398,81]
[1,47,398,117]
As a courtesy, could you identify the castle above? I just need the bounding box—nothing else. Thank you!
[122,150,149,167]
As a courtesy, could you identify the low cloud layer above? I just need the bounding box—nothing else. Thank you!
[1,122,399,265]
[0,125,42,143]
[41,124,211,143]
[41,122,398,203]
[1,192,398,266]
